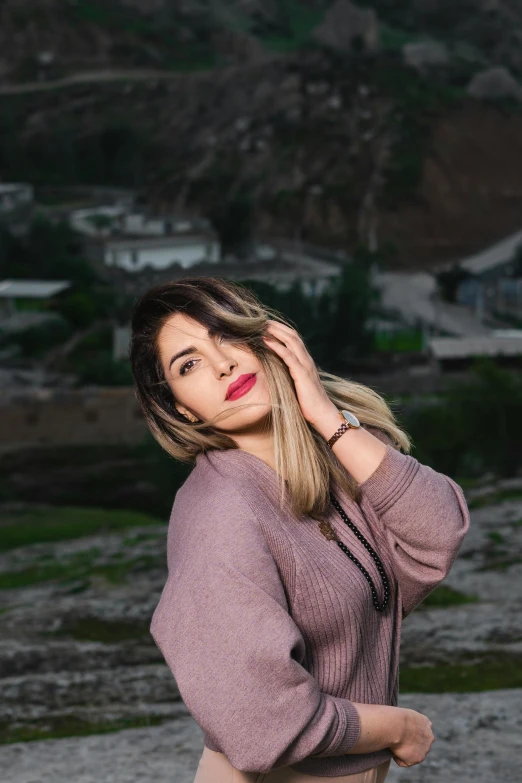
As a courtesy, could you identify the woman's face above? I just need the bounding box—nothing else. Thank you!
[157,312,272,432]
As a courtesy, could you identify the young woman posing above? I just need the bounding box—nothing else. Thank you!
[129,276,470,783]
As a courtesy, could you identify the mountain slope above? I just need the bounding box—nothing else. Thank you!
[1,1,522,268]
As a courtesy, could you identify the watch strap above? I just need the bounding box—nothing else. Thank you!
[326,410,353,450]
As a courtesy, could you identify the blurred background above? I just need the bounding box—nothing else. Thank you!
[1,2,522,781]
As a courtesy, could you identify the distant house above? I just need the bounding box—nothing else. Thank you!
[72,207,221,272]
[0,279,71,333]
[427,333,522,372]
[85,232,221,272]
[454,229,522,318]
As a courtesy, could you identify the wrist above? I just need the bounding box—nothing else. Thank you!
[389,707,409,750]
[310,405,342,441]
[345,703,406,755]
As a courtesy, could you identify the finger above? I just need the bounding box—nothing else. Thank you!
[266,319,298,335]
[263,336,304,368]
[265,320,302,342]
[265,323,315,368]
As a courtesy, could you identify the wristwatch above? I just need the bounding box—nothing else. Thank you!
[326,409,361,449]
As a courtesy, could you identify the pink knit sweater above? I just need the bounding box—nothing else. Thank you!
[150,426,470,777]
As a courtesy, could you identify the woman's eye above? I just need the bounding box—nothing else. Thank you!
[179,358,196,376]
[179,334,227,376]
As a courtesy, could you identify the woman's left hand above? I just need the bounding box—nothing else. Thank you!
[262,320,338,429]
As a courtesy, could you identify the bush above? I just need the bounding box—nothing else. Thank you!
[12,316,73,359]
[73,351,133,386]
[55,292,99,330]
[404,358,522,479]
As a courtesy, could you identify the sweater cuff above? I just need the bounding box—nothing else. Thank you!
[333,700,362,754]
[358,443,420,516]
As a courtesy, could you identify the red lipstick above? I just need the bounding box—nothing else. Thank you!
[226,373,257,401]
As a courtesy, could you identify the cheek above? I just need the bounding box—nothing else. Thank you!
[251,371,270,400]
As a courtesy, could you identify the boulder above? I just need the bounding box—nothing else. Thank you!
[467,66,522,101]
[313,0,380,54]
[403,41,450,71]
[210,28,268,65]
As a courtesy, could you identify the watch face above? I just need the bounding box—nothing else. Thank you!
[341,410,360,428]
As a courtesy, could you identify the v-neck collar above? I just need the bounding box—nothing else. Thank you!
[194,447,360,521]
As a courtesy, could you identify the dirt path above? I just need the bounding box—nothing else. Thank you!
[0,60,279,95]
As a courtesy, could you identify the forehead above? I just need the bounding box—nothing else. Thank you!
[157,313,210,351]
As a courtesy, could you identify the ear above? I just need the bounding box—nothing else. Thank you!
[176,404,198,422]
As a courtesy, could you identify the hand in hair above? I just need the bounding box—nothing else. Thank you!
[262,319,337,428]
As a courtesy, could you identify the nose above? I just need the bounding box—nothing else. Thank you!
[219,361,235,377]
[211,345,237,377]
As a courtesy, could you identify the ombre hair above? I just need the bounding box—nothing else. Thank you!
[129,276,412,521]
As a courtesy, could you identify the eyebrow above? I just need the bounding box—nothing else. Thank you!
[168,346,197,372]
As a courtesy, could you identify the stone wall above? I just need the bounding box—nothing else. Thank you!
[0,387,148,452]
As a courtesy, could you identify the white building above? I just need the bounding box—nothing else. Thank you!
[70,206,210,238]
[86,232,221,272]
[0,183,34,213]
[428,334,522,372]
[72,206,221,272]
[0,279,71,332]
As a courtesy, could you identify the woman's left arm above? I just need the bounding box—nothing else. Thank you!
[323,418,471,619]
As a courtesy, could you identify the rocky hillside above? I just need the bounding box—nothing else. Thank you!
[0,0,322,78]
[1,1,522,268]
[3,0,522,79]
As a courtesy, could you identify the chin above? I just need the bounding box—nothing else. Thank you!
[221,408,271,432]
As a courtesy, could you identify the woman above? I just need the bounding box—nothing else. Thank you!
[129,276,470,783]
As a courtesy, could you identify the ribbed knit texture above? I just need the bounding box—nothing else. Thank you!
[150,426,470,777]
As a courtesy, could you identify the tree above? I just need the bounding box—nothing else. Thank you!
[236,255,379,375]
[405,358,522,479]
[512,242,522,277]
[436,264,472,303]
[86,214,116,235]
[0,216,97,284]
[209,191,255,257]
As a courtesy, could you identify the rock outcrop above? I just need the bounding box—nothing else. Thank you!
[313,0,381,54]
[403,41,450,72]
[467,66,522,101]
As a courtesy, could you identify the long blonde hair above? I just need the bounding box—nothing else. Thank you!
[129,276,412,521]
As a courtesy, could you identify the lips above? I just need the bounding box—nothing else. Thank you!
[226,373,256,400]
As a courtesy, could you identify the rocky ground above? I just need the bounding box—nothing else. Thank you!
[0,475,521,783]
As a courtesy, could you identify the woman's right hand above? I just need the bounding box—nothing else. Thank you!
[389,707,435,767]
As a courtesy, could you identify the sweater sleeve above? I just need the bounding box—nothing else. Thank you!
[358,426,471,619]
[149,478,361,774]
